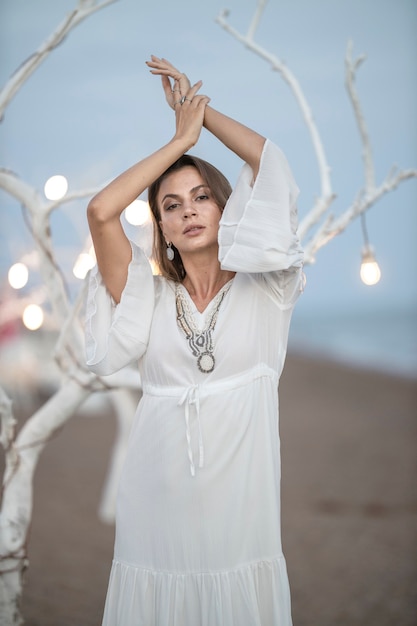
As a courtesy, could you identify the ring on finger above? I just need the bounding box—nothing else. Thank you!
[180,95,186,104]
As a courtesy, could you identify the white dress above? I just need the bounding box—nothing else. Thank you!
[85,140,304,626]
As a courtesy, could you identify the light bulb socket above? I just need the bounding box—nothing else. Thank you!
[361,242,376,263]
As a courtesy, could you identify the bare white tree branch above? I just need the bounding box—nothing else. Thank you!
[216,1,335,242]
[246,0,268,41]
[45,186,108,215]
[216,3,417,263]
[0,2,119,622]
[345,40,375,192]
[0,169,104,326]
[0,0,117,121]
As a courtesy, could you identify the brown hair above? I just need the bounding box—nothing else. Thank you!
[148,154,232,282]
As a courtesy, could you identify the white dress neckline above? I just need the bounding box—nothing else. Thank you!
[176,279,234,329]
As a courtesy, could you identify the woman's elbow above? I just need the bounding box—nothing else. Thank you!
[87,194,110,225]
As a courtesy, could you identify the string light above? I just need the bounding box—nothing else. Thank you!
[8,262,29,289]
[44,175,68,200]
[73,251,96,279]
[22,304,44,330]
[360,244,381,285]
[359,214,381,286]
[125,200,151,226]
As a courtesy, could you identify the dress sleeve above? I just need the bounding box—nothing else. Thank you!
[218,139,304,308]
[85,241,154,376]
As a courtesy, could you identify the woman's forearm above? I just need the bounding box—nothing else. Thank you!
[87,137,190,224]
[203,106,266,178]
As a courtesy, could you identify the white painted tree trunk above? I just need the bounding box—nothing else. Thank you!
[0,382,92,625]
[0,2,118,624]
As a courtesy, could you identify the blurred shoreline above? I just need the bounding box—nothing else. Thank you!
[289,307,417,381]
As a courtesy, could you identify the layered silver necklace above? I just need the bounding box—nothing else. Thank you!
[175,281,232,373]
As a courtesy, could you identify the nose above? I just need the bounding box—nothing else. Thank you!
[182,202,196,218]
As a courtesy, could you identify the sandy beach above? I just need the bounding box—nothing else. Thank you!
[12,353,417,625]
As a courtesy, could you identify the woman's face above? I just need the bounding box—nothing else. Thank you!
[158,166,222,259]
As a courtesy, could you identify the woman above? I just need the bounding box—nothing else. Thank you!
[85,56,304,626]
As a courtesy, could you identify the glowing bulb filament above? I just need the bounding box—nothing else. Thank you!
[360,245,381,286]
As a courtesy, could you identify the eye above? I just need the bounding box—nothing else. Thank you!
[196,194,209,201]
[164,202,179,211]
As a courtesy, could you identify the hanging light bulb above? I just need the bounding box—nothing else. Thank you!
[360,243,381,286]
[359,213,381,286]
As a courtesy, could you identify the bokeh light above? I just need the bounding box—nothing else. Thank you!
[73,252,96,279]
[360,259,381,286]
[8,262,29,289]
[22,304,44,330]
[125,200,151,226]
[360,245,381,286]
[44,175,68,200]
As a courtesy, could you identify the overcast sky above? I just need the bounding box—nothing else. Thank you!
[1,0,416,325]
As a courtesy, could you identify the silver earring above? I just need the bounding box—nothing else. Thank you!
[166,242,174,261]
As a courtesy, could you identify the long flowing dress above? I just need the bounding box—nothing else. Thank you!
[85,139,304,626]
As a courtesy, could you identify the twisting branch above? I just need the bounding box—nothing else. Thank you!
[303,169,417,263]
[45,186,109,215]
[0,0,117,121]
[0,169,104,323]
[216,2,417,263]
[216,1,335,241]
[246,0,268,41]
[0,3,120,623]
[345,40,375,193]
[0,388,17,471]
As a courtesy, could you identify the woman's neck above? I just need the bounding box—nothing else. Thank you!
[181,258,235,313]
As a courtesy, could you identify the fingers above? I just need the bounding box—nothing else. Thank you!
[146,56,209,115]
[146,55,191,94]
[185,79,203,100]
[146,55,182,81]
[173,92,211,150]
[173,82,209,111]
[160,75,180,110]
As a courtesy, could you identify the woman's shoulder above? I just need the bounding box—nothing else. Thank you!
[153,274,175,300]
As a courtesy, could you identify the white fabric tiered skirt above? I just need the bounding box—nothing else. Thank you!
[102,555,292,626]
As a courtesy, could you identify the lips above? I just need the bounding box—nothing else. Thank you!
[183,224,204,235]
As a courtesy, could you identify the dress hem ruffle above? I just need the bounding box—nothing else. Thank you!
[102,555,293,626]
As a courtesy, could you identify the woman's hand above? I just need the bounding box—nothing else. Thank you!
[146,56,192,110]
[147,55,210,151]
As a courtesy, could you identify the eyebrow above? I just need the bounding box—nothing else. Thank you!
[161,184,209,204]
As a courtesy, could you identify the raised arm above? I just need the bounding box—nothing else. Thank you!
[146,56,266,178]
[203,106,266,180]
[87,80,210,303]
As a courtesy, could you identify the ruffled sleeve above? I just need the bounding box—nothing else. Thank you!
[218,139,303,273]
[85,241,154,376]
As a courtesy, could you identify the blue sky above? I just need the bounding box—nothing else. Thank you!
[1,0,416,369]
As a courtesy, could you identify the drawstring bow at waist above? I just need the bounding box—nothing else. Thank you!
[142,365,278,477]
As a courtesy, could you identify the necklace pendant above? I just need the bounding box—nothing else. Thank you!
[198,352,215,373]
[175,280,232,375]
